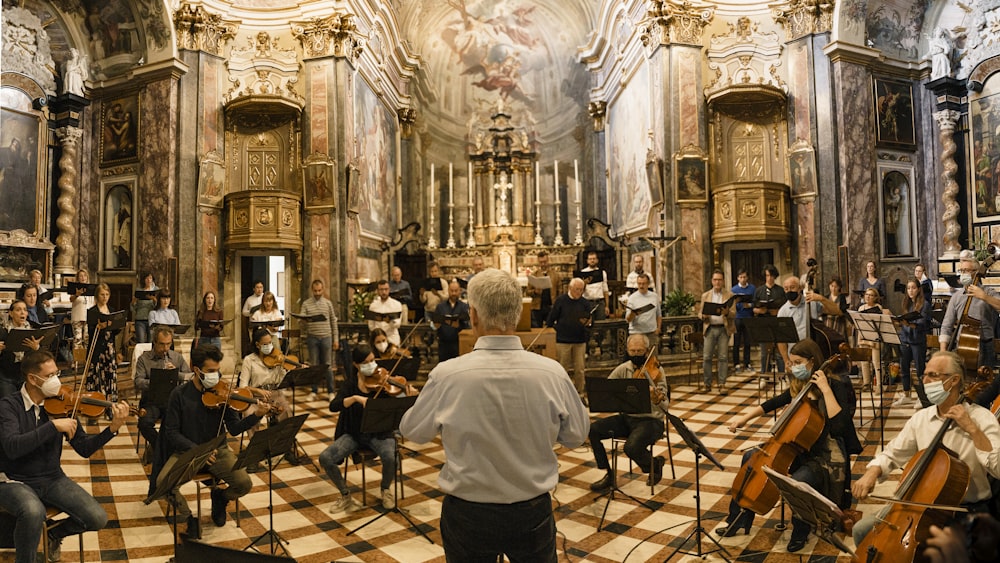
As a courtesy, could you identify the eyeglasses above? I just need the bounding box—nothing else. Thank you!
[923,371,955,381]
[957,268,977,274]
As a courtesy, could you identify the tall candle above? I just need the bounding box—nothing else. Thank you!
[468,162,473,203]
[449,162,454,204]
[430,164,435,207]
[535,163,540,204]
[554,160,559,202]
[574,159,580,201]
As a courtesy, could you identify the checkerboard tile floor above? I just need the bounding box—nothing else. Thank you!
[1,373,913,562]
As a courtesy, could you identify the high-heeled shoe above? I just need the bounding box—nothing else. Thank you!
[715,510,752,537]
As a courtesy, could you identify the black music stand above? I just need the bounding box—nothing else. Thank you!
[744,317,799,399]
[345,395,433,543]
[145,436,226,549]
[662,414,731,562]
[585,377,656,531]
[849,310,901,451]
[147,368,180,407]
[275,365,328,471]
[235,413,309,556]
[762,467,855,557]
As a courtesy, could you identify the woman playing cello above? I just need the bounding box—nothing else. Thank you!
[718,338,860,553]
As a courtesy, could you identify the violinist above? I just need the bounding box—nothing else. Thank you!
[940,250,1000,370]
[698,270,732,394]
[589,334,669,492]
[369,328,411,360]
[238,329,294,468]
[134,326,189,455]
[721,339,859,553]
[852,351,1000,548]
[156,345,270,528]
[0,350,129,563]
[319,343,414,514]
[0,300,41,398]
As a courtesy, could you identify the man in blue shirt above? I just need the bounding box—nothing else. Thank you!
[731,269,755,373]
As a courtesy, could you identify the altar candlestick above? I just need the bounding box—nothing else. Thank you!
[574,159,580,201]
[449,162,454,204]
[554,160,559,200]
[535,163,540,205]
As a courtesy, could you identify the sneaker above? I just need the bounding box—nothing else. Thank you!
[46,534,62,563]
[734,366,743,374]
[891,396,913,407]
[329,494,360,514]
[381,488,395,510]
[306,392,317,402]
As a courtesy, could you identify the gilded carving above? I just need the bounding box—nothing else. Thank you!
[257,208,273,226]
[398,108,416,139]
[173,2,239,56]
[766,202,779,219]
[772,0,834,41]
[705,16,783,99]
[224,32,303,106]
[2,7,56,93]
[281,209,293,227]
[742,201,758,217]
[290,13,365,62]
[235,209,249,228]
[721,201,732,220]
[588,101,607,132]
[643,1,715,47]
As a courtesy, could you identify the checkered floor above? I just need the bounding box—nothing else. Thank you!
[1,370,915,562]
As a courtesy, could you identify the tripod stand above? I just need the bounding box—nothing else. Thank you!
[662,413,731,562]
[275,365,328,471]
[236,413,309,556]
[345,395,433,543]
[584,377,657,531]
[744,316,799,404]
[849,310,901,451]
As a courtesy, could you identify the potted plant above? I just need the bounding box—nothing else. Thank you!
[662,288,696,317]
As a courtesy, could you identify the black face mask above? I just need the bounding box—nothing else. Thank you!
[786,291,799,302]
[627,355,646,367]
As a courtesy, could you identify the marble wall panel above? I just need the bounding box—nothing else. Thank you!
[137,78,179,280]
[795,200,816,270]
[677,50,700,147]
[310,213,331,285]
[680,207,706,294]
[200,211,220,294]
[308,61,330,156]
[201,57,221,154]
[789,41,811,140]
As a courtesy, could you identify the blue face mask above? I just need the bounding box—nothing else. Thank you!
[791,363,811,381]
[924,379,953,405]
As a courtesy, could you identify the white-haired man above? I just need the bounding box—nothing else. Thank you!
[940,249,1000,369]
[401,269,589,562]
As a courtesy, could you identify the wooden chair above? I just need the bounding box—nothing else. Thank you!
[0,505,85,562]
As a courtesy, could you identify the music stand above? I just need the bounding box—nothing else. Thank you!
[375,357,421,381]
[234,413,309,556]
[585,377,656,531]
[849,310,902,450]
[744,317,799,399]
[762,467,856,557]
[345,395,433,543]
[147,368,180,408]
[145,436,226,550]
[275,365,328,471]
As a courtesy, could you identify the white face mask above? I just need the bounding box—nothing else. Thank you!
[359,362,377,377]
[260,343,274,356]
[200,370,221,388]
[375,341,388,353]
[36,374,62,398]
[960,273,974,286]
[924,378,953,405]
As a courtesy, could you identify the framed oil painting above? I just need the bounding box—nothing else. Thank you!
[100,94,139,165]
[354,76,398,239]
[606,64,651,235]
[102,177,135,271]
[969,77,1000,220]
[0,105,46,236]
[788,139,817,198]
[872,77,915,149]
[675,145,709,205]
[303,153,336,211]
[876,161,917,260]
[197,150,225,209]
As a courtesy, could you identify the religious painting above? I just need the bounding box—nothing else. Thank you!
[872,77,915,149]
[607,64,651,235]
[876,161,917,259]
[0,105,45,236]
[354,76,397,239]
[197,150,225,209]
[675,146,709,205]
[645,150,665,207]
[303,154,336,211]
[100,94,139,165]
[82,0,141,60]
[969,78,1000,220]
[102,178,135,271]
[788,140,817,198]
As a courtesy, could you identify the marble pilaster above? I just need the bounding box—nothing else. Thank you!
[53,126,83,274]
[137,77,180,282]
[934,109,962,258]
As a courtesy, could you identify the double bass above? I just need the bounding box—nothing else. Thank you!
[949,242,1000,381]
[729,349,848,515]
[854,401,971,562]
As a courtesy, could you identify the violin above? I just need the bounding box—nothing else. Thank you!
[366,367,412,398]
[44,386,144,419]
[633,348,668,408]
[261,348,305,370]
[730,349,848,515]
[855,399,972,562]
[200,380,283,415]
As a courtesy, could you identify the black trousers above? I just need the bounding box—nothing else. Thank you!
[441,493,556,563]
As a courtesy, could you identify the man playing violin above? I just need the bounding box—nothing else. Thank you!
[319,343,415,514]
[852,351,1000,547]
[589,334,670,492]
[0,350,129,563]
[156,345,271,529]
[939,249,1000,369]
[238,328,295,468]
[134,326,189,457]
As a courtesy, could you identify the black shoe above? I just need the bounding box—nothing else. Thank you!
[246,461,262,473]
[185,515,201,540]
[210,487,228,527]
[787,535,808,553]
[589,472,613,492]
[284,450,300,466]
[46,534,62,563]
[648,456,665,487]
[715,510,753,538]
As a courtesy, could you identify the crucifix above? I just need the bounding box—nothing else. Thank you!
[494,171,512,226]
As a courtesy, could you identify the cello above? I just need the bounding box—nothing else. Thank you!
[854,401,971,562]
[729,348,849,515]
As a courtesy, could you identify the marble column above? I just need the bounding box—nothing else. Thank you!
[54,126,83,274]
[934,109,962,258]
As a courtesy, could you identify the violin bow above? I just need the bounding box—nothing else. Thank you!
[384,317,425,380]
[213,370,242,437]
[69,319,108,420]
[635,345,669,414]
[525,327,552,351]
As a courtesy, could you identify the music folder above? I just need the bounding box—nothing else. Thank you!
[389,288,412,301]
[893,311,923,323]
[627,303,656,315]
[147,368,180,408]
[573,268,604,285]
[430,311,469,327]
[456,277,469,289]
[66,282,98,296]
[196,319,232,329]
[364,310,401,322]
[528,275,552,290]
[290,313,326,322]
[249,319,285,329]
[3,326,60,353]
[419,277,444,291]
[134,290,157,299]
[98,310,127,331]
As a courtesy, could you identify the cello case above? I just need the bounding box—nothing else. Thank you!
[811,319,846,360]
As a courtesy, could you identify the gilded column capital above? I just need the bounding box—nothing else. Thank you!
[642,1,715,48]
[54,126,83,145]
[398,108,416,139]
[290,13,365,62]
[772,0,834,41]
[588,101,607,132]
[174,2,239,56]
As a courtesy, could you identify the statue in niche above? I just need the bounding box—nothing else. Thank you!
[929,27,955,80]
[62,48,89,96]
